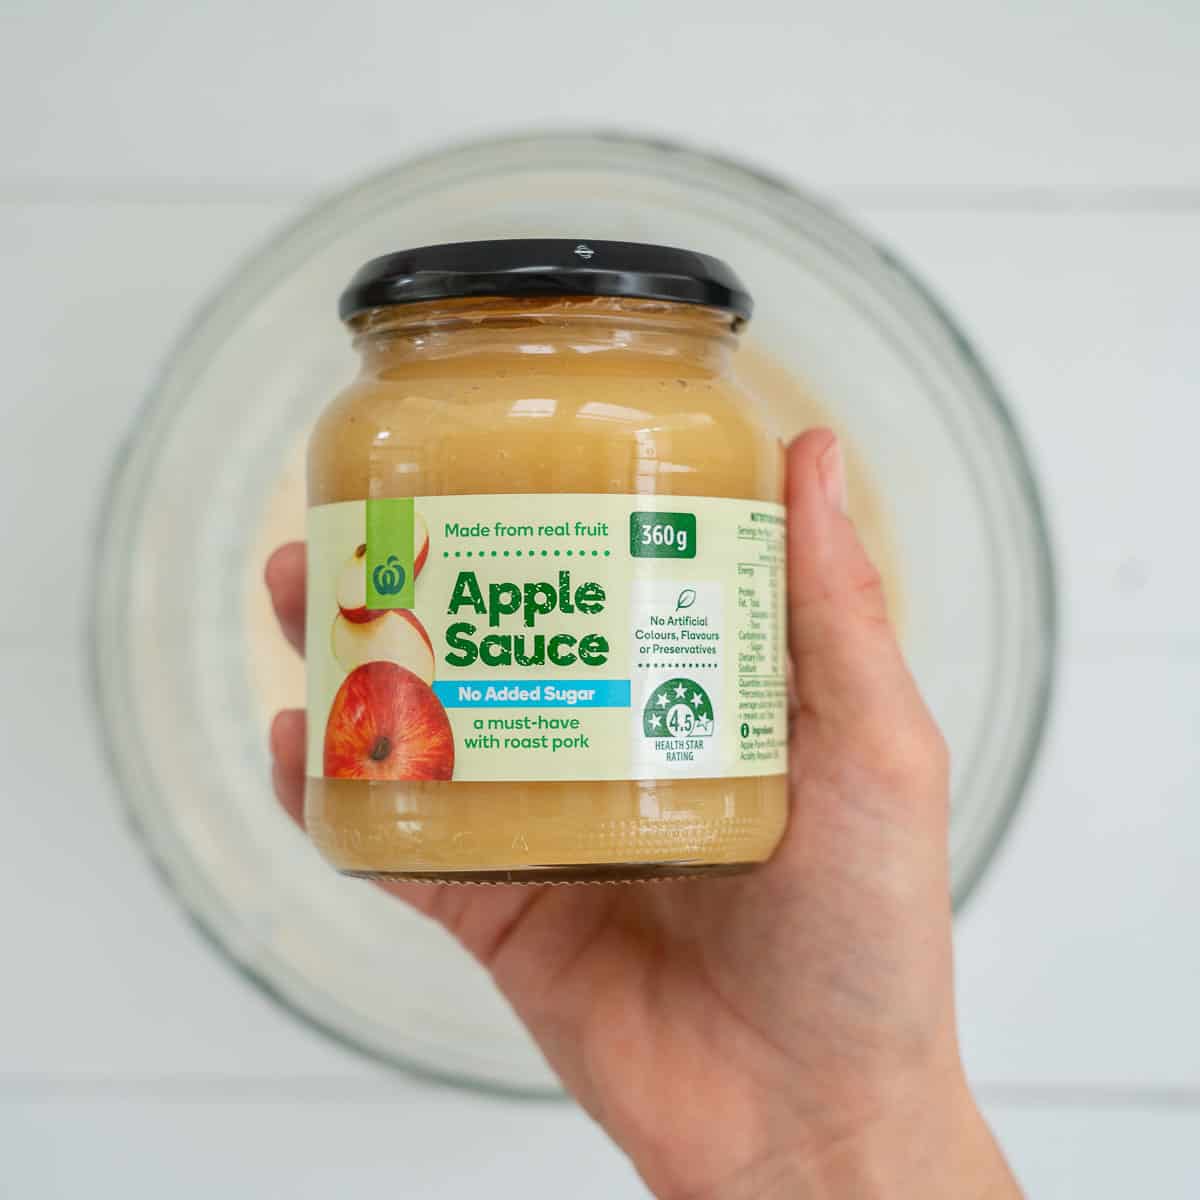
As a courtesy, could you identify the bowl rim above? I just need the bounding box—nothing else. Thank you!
[89,127,1058,1097]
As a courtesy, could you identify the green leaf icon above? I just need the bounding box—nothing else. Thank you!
[676,588,697,611]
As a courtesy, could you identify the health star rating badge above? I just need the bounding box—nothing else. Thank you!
[642,677,715,740]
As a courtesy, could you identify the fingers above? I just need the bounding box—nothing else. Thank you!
[269,709,306,827]
[265,708,437,918]
[265,542,306,655]
[785,430,945,783]
[265,705,535,953]
[786,430,889,635]
[265,547,307,824]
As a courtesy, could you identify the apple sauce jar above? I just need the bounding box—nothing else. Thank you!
[305,240,788,882]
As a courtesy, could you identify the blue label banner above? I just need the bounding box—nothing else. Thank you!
[433,680,631,708]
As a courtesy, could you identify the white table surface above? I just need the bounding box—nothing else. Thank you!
[2,2,1198,1195]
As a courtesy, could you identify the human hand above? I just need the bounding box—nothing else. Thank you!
[266,430,1020,1199]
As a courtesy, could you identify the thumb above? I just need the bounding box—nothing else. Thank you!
[786,430,940,765]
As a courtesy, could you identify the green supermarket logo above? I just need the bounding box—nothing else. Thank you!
[371,555,407,596]
[642,678,714,740]
[364,496,416,609]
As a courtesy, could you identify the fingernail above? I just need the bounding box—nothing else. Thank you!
[818,437,848,514]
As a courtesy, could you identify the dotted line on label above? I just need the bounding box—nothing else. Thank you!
[441,549,612,558]
[635,661,720,668]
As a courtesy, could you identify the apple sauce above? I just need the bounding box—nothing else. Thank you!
[305,240,789,881]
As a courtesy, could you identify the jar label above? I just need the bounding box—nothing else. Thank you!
[306,495,787,782]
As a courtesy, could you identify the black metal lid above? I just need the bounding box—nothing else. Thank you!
[338,239,753,323]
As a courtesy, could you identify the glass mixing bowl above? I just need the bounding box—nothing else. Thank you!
[92,132,1055,1095]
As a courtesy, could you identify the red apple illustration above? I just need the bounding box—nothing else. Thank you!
[331,607,435,681]
[324,661,454,780]
[336,514,430,622]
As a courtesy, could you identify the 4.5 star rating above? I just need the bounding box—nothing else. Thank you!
[641,677,715,740]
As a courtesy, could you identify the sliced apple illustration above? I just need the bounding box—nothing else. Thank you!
[324,661,454,780]
[336,543,373,623]
[412,511,429,579]
[332,608,435,680]
[336,516,431,624]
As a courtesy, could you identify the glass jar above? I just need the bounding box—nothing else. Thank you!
[304,239,788,881]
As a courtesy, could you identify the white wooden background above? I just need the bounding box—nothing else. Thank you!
[2,1,1198,1195]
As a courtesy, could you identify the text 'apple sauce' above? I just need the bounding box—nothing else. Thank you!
[305,240,788,882]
